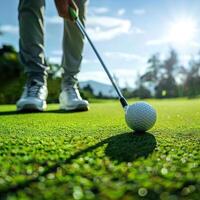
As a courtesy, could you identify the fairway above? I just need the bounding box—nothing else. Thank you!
[0,99,199,199]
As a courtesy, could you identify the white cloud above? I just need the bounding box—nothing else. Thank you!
[104,51,146,63]
[46,15,133,41]
[89,7,109,15]
[82,58,98,64]
[79,52,148,88]
[146,38,200,49]
[133,9,146,16]
[49,54,99,66]
[86,16,132,41]
[46,14,143,41]
[49,56,61,64]
[132,27,145,34]
[78,69,142,88]
[46,16,62,24]
[190,41,200,48]
[113,69,138,87]
[51,50,62,56]
[0,25,18,34]
[146,38,168,46]
[117,9,126,16]
[78,71,110,84]
[147,18,200,48]
[179,54,200,66]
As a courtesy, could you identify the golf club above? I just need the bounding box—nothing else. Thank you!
[69,7,157,132]
[69,7,128,110]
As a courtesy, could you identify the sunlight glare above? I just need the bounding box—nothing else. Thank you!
[168,18,198,45]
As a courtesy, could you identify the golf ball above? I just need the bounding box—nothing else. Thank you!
[125,101,157,132]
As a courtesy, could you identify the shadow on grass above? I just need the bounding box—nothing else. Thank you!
[0,110,20,116]
[45,109,88,114]
[1,132,156,196]
[105,132,156,162]
[0,109,88,116]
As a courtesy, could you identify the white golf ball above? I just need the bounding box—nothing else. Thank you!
[125,102,157,132]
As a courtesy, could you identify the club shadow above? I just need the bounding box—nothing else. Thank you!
[0,132,156,196]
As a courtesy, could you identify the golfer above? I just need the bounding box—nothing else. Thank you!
[16,0,89,111]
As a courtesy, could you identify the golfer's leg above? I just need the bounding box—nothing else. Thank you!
[18,0,47,83]
[61,0,88,88]
[17,0,48,112]
[59,0,89,111]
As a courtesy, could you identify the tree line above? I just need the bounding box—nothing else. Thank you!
[0,44,200,104]
[122,49,200,99]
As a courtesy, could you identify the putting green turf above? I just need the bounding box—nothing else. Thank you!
[0,99,199,200]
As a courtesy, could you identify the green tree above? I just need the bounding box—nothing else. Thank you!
[0,44,25,104]
[141,49,179,98]
[183,54,200,97]
[155,50,179,98]
[48,61,62,78]
[140,53,161,97]
[133,72,152,99]
[97,91,103,99]
[132,85,152,99]
[141,53,161,84]
[0,45,23,87]
[80,84,95,99]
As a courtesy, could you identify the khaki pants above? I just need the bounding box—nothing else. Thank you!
[18,0,87,87]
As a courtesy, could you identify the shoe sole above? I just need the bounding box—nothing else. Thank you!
[60,104,89,112]
[17,103,47,112]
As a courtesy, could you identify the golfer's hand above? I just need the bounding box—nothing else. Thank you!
[54,0,78,21]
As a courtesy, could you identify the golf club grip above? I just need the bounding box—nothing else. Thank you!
[75,20,128,108]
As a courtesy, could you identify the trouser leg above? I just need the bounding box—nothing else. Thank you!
[18,0,47,83]
[61,0,88,89]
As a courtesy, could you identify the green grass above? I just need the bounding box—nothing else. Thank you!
[0,99,199,200]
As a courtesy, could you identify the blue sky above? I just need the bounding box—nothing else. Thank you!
[1,0,200,87]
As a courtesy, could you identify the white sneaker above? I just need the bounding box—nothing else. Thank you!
[16,80,48,112]
[59,86,89,111]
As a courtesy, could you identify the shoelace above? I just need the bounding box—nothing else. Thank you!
[27,81,42,97]
[66,87,78,99]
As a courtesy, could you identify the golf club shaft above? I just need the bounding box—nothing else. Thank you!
[75,19,128,108]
